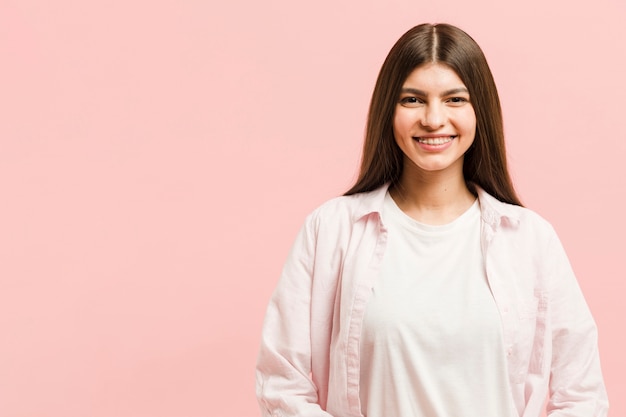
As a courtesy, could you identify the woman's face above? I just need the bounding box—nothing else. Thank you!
[393,63,476,177]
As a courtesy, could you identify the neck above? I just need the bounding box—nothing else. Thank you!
[390,165,476,225]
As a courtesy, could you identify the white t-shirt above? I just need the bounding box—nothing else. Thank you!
[359,192,515,417]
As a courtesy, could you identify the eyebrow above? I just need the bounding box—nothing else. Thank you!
[400,87,470,96]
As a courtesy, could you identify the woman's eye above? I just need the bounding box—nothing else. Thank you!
[447,97,469,105]
[399,97,422,106]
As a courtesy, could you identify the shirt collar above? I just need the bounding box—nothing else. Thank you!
[474,185,521,228]
[351,183,521,228]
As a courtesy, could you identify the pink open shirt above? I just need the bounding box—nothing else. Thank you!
[256,184,608,417]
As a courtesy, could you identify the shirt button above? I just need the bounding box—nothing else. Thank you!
[507,348,513,356]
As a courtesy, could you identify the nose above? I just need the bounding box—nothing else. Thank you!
[421,103,446,129]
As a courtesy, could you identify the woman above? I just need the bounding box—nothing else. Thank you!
[256,23,608,417]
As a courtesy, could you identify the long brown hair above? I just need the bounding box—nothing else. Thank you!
[345,23,522,206]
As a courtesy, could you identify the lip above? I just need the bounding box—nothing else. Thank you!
[412,134,457,151]
[415,134,456,138]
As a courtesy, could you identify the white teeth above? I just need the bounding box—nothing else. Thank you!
[416,136,455,145]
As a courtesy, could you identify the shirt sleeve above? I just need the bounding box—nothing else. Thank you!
[545,230,609,416]
[256,213,335,417]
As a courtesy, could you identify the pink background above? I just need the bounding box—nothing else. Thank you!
[1,1,624,416]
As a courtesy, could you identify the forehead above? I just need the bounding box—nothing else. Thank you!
[402,63,466,89]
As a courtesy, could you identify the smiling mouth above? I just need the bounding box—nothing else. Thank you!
[414,135,457,145]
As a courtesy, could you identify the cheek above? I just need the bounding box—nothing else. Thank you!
[468,120,477,136]
[392,110,412,136]
[457,112,477,139]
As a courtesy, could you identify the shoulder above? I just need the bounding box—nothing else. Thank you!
[482,197,572,285]
[486,199,564,268]
[304,185,389,228]
[477,187,557,238]
[507,203,554,231]
[288,188,386,264]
